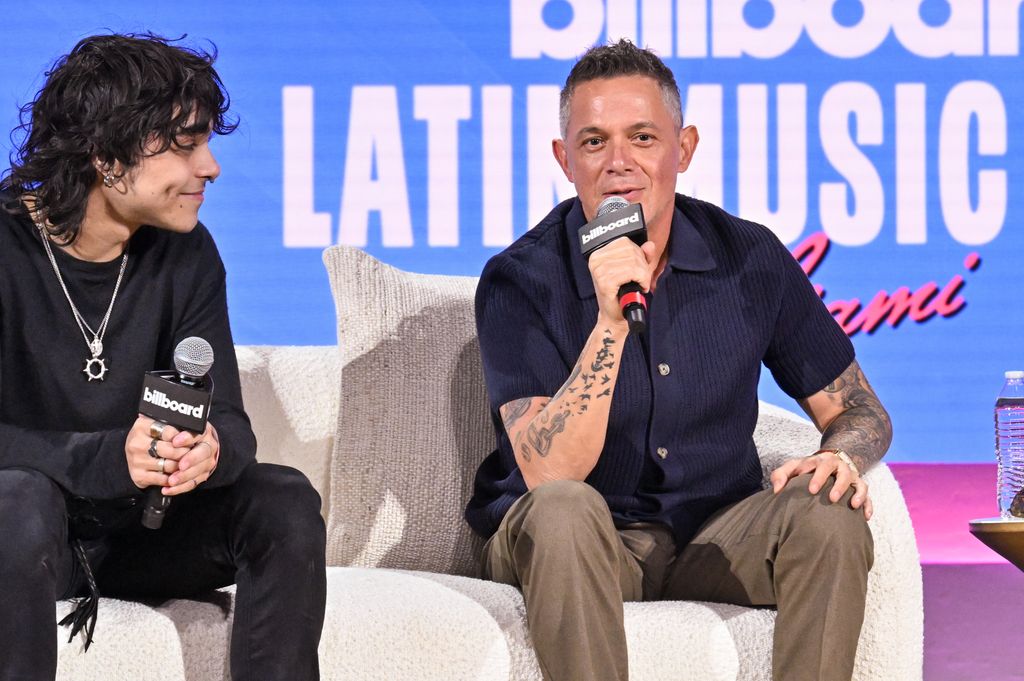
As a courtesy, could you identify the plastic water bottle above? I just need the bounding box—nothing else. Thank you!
[996,370,1024,519]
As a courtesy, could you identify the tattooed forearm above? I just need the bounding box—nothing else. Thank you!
[551,364,582,405]
[498,326,625,482]
[818,361,893,472]
[512,430,530,461]
[821,408,891,472]
[591,329,617,373]
[523,409,571,458]
[556,332,616,411]
[500,397,535,431]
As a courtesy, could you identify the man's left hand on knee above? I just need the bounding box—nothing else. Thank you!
[770,453,872,520]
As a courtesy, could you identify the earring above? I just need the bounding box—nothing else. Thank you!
[102,172,115,188]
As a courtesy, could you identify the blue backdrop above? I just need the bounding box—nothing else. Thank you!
[2,0,1020,463]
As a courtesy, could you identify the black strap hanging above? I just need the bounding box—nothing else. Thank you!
[58,539,100,651]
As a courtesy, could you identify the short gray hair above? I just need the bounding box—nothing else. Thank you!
[559,39,683,139]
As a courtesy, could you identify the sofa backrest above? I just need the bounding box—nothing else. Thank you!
[320,246,822,577]
[322,246,489,576]
[235,345,340,509]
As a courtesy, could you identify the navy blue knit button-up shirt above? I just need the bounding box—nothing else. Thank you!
[465,195,854,547]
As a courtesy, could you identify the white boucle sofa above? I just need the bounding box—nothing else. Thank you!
[54,246,924,680]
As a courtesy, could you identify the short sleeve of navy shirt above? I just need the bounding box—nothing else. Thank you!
[465,195,854,546]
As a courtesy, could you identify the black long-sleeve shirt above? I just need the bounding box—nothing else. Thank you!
[0,201,256,499]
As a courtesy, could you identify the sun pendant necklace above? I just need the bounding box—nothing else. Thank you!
[37,225,128,381]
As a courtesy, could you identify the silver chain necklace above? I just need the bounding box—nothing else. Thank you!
[37,225,128,381]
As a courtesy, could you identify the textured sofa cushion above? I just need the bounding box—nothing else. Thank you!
[319,567,779,681]
[234,346,339,509]
[322,246,487,576]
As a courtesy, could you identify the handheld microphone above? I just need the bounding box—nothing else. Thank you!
[578,196,648,334]
[138,336,215,529]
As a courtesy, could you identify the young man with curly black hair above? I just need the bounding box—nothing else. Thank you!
[0,33,326,681]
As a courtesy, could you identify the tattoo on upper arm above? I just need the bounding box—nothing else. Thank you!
[823,374,847,393]
[827,362,878,412]
[820,361,893,472]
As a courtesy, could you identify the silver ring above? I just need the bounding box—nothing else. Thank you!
[148,438,160,459]
[158,458,166,474]
[149,421,166,440]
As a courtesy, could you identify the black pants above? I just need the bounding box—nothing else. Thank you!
[0,463,327,681]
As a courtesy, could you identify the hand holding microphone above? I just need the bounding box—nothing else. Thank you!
[130,337,217,529]
[126,419,191,489]
[579,196,654,334]
[129,419,219,490]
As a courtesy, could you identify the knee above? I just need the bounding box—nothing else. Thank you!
[0,469,66,576]
[780,474,874,564]
[528,479,606,515]
[233,464,325,556]
[519,480,612,541]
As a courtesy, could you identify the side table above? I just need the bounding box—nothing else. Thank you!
[969,518,1024,571]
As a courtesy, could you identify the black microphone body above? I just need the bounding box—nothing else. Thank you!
[138,337,215,529]
[577,196,649,334]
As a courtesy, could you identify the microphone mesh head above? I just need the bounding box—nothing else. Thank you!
[597,195,629,217]
[173,337,215,378]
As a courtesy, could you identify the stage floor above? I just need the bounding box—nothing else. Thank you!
[890,464,1024,681]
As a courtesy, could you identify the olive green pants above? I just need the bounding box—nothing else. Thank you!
[481,474,874,681]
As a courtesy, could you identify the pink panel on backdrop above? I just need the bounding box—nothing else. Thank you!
[889,463,1008,565]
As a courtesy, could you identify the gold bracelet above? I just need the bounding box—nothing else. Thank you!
[814,448,860,477]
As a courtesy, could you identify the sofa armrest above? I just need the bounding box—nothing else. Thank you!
[235,345,339,513]
[753,401,923,680]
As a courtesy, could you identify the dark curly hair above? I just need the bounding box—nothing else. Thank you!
[559,39,682,138]
[1,33,237,243]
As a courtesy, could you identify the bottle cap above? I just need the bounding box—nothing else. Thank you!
[1006,370,1024,379]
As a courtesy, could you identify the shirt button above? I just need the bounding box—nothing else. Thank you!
[656,447,669,459]
[658,363,671,376]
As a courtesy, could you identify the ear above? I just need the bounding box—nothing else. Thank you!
[94,158,126,188]
[552,138,574,182]
[677,125,699,173]
[93,158,120,177]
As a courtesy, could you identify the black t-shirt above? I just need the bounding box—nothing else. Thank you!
[0,201,256,499]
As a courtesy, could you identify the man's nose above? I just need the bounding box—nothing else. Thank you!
[197,145,221,183]
[606,138,634,172]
